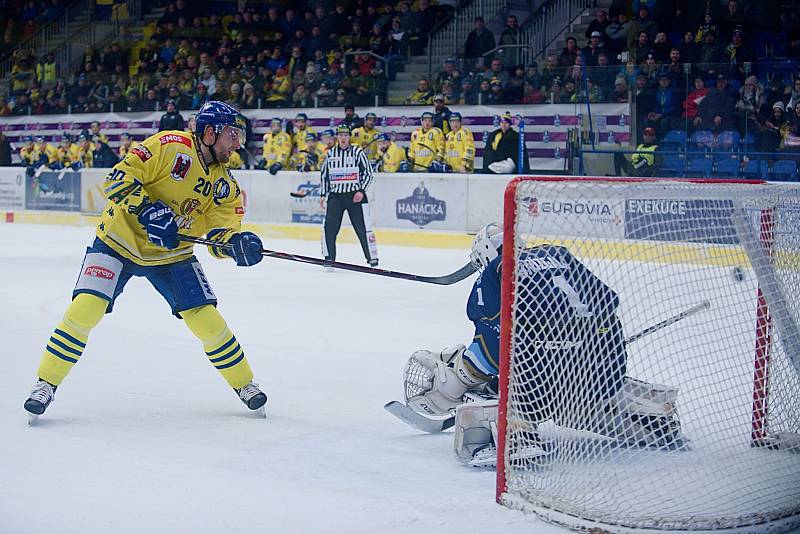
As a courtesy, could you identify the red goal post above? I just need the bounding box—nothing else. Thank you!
[495,176,800,533]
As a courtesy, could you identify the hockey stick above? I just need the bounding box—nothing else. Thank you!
[386,300,712,433]
[179,234,476,285]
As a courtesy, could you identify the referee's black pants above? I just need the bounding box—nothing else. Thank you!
[322,191,377,263]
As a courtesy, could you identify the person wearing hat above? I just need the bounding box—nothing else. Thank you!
[444,112,475,173]
[432,94,452,135]
[723,26,755,78]
[757,100,789,154]
[614,126,660,177]
[482,113,530,174]
[376,133,409,173]
[261,117,292,174]
[645,72,680,135]
[409,111,445,171]
[291,112,317,156]
[319,123,379,267]
[352,111,382,162]
[582,30,606,66]
[292,132,326,172]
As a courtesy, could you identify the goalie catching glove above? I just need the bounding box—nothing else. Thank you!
[403,344,488,417]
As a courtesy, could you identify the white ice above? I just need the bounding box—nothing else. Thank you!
[0,224,563,534]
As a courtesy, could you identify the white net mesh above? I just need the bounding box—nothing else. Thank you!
[498,178,800,533]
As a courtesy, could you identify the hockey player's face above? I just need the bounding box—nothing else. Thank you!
[366,117,375,128]
[422,118,432,129]
[213,126,243,162]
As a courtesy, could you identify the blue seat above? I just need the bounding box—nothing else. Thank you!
[686,157,712,177]
[712,157,741,178]
[689,130,715,153]
[768,160,798,182]
[741,133,756,152]
[715,131,740,153]
[742,158,769,179]
[664,130,687,148]
[659,155,685,177]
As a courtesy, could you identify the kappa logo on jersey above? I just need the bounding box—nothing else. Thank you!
[160,133,192,147]
[212,177,231,205]
[84,265,115,280]
[170,153,192,181]
[130,146,152,162]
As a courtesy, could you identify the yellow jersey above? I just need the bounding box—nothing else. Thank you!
[408,127,445,169]
[291,144,327,172]
[19,146,38,165]
[444,127,476,172]
[261,131,292,167]
[227,150,244,169]
[378,142,407,172]
[292,126,317,155]
[75,144,94,168]
[34,142,58,164]
[97,130,244,266]
[351,126,382,161]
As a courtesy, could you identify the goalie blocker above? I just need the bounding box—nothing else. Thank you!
[401,223,686,466]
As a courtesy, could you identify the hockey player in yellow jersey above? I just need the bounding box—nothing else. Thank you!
[291,112,316,156]
[261,117,292,175]
[89,121,109,146]
[18,136,38,165]
[74,134,94,169]
[51,135,78,170]
[351,112,382,163]
[33,136,58,167]
[23,101,269,422]
[444,112,476,173]
[376,133,409,172]
[408,111,445,171]
[292,132,326,172]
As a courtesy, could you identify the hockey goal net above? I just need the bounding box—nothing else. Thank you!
[496,177,800,533]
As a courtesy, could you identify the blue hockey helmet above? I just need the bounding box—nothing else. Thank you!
[450,111,462,121]
[195,101,247,144]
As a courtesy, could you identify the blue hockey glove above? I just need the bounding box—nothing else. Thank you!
[398,161,410,172]
[70,161,83,171]
[227,232,263,266]
[268,162,282,175]
[137,200,179,249]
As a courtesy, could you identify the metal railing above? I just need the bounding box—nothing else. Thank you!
[425,0,507,79]
[520,0,594,60]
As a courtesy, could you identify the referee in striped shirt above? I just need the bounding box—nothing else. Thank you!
[320,123,379,266]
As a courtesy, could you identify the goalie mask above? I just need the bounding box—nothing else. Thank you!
[470,223,504,271]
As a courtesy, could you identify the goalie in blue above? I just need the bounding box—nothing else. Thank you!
[402,223,686,467]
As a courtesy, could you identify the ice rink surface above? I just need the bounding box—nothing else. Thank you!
[0,224,562,534]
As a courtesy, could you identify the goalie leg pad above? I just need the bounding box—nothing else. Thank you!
[454,399,499,464]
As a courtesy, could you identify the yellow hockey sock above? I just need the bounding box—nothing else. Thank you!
[37,293,107,386]
[180,305,254,389]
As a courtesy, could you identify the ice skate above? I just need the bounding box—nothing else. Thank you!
[235,381,267,417]
[24,379,56,425]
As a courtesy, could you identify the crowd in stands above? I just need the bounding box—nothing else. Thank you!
[2,0,456,116]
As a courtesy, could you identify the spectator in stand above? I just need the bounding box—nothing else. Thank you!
[645,73,681,135]
[757,101,789,154]
[464,16,495,59]
[693,74,737,132]
[679,30,699,64]
[586,10,610,45]
[342,105,363,130]
[720,0,748,39]
[611,76,630,103]
[434,59,462,92]
[498,15,522,69]
[696,30,723,77]
[591,53,616,96]
[159,100,185,131]
[723,28,755,79]
[635,73,656,138]
[652,32,671,64]
[507,66,526,103]
[630,31,652,65]
[482,113,529,174]
[787,78,800,112]
[459,78,478,104]
[407,78,434,105]
[736,75,765,133]
[627,4,658,50]
[481,58,511,90]
[558,36,580,68]
[605,12,630,58]
[683,77,711,122]
[539,55,561,92]
[522,80,547,104]
[583,31,606,66]
[549,77,564,103]
[487,78,505,104]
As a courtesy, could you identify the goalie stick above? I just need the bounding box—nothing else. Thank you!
[386,300,712,433]
[178,234,477,285]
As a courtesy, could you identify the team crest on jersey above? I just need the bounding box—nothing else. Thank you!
[212,177,230,205]
[131,146,152,162]
[170,153,192,181]
[160,133,191,147]
[180,198,201,216]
